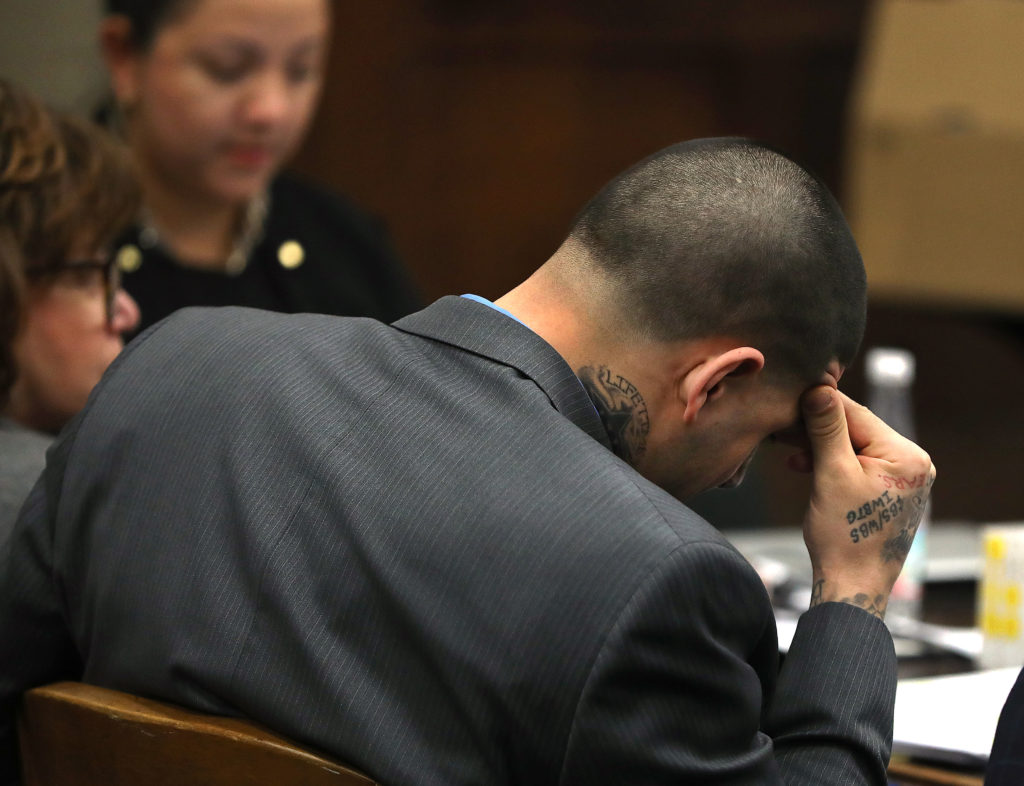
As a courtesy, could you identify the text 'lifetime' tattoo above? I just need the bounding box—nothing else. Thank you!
[577,365,650,464]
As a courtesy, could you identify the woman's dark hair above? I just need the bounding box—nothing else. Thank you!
[104,0,199,49]
[0,79,140,407]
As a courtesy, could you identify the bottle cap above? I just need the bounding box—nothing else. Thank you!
[864,347,916,386]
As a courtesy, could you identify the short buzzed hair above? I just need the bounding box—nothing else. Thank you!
[568,138,866,384]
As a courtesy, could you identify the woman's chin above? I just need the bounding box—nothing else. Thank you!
[205,168,276,204]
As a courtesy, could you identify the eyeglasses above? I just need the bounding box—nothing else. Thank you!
[27,254,122,327]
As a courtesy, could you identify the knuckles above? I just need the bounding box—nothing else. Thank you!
[906,449,934,484]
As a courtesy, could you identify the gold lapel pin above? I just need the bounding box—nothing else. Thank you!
[278,241,305,270]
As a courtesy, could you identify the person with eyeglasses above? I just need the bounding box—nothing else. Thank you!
[0,78,141,537]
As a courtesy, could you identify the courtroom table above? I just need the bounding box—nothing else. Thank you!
[888,758,983,786]
[889,580,988,784]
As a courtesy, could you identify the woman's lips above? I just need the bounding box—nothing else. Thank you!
[225,145,273,169]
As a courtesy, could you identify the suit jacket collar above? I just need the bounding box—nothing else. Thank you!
[393,296,612,451]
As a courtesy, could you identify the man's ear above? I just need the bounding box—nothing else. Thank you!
[679,346,765,424]
[99,16,142,106]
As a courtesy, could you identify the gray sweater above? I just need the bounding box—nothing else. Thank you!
[0,417,51,542]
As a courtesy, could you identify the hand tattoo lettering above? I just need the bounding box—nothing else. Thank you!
[847,493,903,543]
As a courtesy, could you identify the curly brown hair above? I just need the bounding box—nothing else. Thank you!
[0,79,140,408]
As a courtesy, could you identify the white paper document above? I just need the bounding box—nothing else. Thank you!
[892,666,1021,766]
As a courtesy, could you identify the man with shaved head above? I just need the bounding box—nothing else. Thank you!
[1,138,934,786]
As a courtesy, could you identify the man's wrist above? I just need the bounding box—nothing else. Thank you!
[809,577,890,619]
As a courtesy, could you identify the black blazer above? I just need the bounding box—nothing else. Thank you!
[987,666,1024,784]
[0,298,897,785]
[115,172,423,334]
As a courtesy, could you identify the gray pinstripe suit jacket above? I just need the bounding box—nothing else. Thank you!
[0,297,897,785]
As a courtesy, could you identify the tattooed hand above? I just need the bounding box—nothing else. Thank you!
[800,386,935,619]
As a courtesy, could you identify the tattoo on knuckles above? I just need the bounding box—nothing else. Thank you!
[877,473,930,490]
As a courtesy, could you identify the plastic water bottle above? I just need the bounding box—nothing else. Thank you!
[864,347,930,627]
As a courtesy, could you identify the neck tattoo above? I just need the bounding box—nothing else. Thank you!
[577,365,650,464]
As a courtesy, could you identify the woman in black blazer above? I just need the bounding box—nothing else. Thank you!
[99,0,421,334]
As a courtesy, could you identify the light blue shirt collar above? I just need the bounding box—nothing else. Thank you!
[461,294,602,423]
[460,293,526,326]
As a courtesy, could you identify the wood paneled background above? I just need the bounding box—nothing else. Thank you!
[294,0,867,300]
[292,1,1024,527]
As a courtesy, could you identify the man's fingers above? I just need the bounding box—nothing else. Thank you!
[837,390,894,455]
[800,385,856,469]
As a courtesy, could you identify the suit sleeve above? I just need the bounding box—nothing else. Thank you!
[767,600,897,783]
[557,542,895,785]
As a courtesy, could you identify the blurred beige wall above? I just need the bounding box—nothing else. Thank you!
[0,0,107,112]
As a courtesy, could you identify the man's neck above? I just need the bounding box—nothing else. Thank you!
[496,266,675,469]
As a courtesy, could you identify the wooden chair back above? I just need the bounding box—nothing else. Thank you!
[17,681,378,785]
